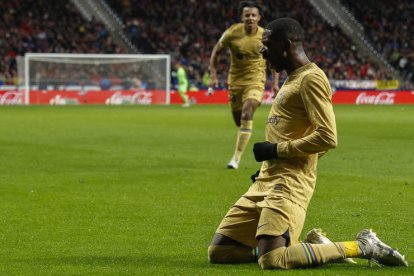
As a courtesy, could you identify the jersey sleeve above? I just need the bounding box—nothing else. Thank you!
[277,73,337,157]
[218,27,232,48]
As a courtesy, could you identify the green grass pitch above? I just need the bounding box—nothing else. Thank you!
[0,104,413,275]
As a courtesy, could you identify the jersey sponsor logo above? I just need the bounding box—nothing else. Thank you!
[267,115,280,125]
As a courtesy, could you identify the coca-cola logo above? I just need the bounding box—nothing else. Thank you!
[0,91,23,105]
[105,91,153,105]
[356,92,395,105]
[49,94,79,105]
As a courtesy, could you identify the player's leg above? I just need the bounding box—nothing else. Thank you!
[208,197,261,263]
[238,98,260,149]
[229,88,243,127]
[258,230,408,269]
[255,197,352,269]
[305,228,356,263]
[256,200,408,269]
[227,88,243,169]
[231,110,242,127]
[258,234,354,269]
[178,84,189,107]
[208,233,259,263]
[227,86,262,169]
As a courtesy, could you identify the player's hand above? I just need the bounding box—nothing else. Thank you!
[209,75,219,88]
[253,142,278,162]
[207,76,218,96]
[271,83,280,98]
[250,170,260,183]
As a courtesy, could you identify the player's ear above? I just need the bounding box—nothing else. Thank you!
[286,39,295,51]
[281,39,292,58]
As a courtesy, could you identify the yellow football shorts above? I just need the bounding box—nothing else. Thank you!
[229,85,264,112]
[215,195,306,249]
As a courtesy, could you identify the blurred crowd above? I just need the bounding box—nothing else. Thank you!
[341,0,414,85]
[107,0,391,88]
[0,0,412,88]
[0,0,120,86]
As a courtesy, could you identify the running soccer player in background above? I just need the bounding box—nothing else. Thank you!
[175,59,190,107]
[209,0,280,169]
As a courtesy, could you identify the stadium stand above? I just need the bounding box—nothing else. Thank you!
[0,0,119,86]
[105,0,390,88]
[0,0,411,88]
[340,0,413,86]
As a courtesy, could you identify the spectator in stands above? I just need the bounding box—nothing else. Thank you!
[341,0,414,85]
[0,0,118,86]
[1,0,412,89]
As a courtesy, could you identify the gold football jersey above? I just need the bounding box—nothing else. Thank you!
[219,23,266,87]
[247,63,337,209]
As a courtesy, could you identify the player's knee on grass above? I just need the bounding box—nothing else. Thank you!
[208,245,233,264]
[208,245,256,264]
[208,245,221,263]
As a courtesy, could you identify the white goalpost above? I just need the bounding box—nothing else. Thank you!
[23,53,171,105]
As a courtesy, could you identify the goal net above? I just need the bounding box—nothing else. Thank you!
[22,53,170,105]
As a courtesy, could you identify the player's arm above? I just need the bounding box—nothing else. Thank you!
[270,70,280,98]
[209,39,226,88]
[253,74,337,162]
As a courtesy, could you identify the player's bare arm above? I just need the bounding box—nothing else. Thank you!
[209,42,225,88]
[271,70,280,97]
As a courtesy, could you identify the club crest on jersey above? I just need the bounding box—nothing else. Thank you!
[267,115,280,125]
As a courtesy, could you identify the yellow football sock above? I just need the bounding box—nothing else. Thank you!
[233,120,253,161]
[208,245,258,264]
[342,241,359,257]
[258,242,356,269]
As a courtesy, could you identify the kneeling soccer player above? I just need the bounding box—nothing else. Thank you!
[207,17,408,270]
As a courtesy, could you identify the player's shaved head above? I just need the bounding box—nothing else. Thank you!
[265,17,304,42]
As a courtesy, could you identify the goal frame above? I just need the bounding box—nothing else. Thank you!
[24,53,171,105]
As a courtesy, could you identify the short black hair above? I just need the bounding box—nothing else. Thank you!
[265,17,304,42]
[238,1,263,17]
